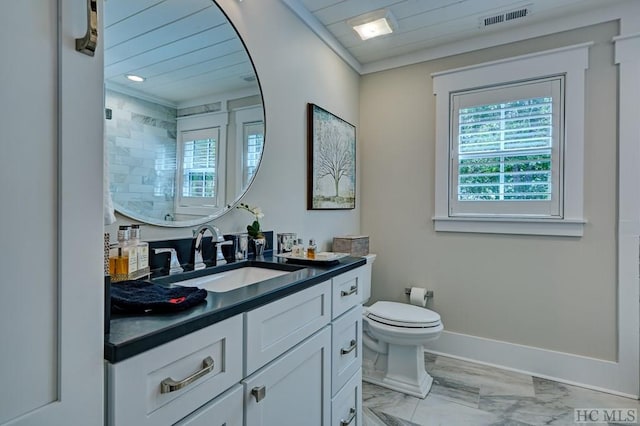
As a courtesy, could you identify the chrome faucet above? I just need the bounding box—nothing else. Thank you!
[192,224,233,270]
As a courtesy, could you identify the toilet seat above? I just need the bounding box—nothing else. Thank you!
[366,301,441,328]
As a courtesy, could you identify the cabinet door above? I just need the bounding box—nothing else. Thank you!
[174,384,243,426]
[243,327,331,426]
[0,0,104,425]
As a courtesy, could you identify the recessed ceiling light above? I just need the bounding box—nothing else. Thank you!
[352,18,393,40]
[125,74,145,82]
[348,9,396,41]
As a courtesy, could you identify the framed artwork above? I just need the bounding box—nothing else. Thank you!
[307,103,356,210]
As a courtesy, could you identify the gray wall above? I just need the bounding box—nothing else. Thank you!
[360,22,619,361]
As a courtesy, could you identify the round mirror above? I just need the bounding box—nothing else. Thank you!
[104,0,264,227]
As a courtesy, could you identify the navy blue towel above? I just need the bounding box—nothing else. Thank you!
[111,280,207,314]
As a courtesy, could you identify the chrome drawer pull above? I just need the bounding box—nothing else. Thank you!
[160,356,215,394]
[340,285,358,297]
[251,385,266,402]
[340,408,356,426]
[76,0,98,56]
[340,339,357,355]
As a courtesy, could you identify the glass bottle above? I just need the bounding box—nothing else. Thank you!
[292,238,304,257]
[109,226,133,281]
[130,224,149,277]
[118,225,137,279]
[307,239,317,260]
[109,245,128,280]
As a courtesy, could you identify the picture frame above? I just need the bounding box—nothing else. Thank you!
[307,103,356,210]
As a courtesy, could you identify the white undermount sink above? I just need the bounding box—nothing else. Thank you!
[174,266,292,292]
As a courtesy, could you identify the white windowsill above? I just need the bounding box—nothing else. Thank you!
[433,216,586,237]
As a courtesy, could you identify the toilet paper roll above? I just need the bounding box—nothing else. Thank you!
[409,287,427,307]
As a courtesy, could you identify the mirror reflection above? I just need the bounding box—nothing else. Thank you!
[104,0,264,227]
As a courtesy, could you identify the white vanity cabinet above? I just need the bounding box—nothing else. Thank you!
[106,263,368,426]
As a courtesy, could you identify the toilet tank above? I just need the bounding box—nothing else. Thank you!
[361,254,376,304]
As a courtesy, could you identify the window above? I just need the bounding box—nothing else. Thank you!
[433,43,590,236]
[450,77,563,217]
[234,106,264,193]
[243,121,264,187]
[182,137,217,198]
[176,127,224,214]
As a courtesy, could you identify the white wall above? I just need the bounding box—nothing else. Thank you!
[105,0,361,248]
[360,22,619,361]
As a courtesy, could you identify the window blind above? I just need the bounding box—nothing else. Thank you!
[449,76,563,217]
[243,121,264,186]
[457,97,553,201]
[182,138,216,198]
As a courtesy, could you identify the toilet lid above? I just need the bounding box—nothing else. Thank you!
[367,301,441,328]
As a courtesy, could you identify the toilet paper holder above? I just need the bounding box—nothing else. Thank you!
[404,288,434,300]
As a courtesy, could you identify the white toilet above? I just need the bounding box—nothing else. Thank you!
[360,254,443,398]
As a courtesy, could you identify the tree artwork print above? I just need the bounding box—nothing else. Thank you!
[307,104,356,210]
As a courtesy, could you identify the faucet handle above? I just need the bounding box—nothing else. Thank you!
[153,248,183,275]
[214,240,234,266]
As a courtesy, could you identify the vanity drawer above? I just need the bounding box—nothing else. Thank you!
[331,305,362,395]
[245,281,331,375]
[174,384,243,426]
[332,267,364,319]
[107,314,243,426]
[331,369,362,426]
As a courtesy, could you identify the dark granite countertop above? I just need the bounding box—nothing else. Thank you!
[104,255,366,363]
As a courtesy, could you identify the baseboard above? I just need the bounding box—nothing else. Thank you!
[423,330,639,399]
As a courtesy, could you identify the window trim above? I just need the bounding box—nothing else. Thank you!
[432,42,591,236]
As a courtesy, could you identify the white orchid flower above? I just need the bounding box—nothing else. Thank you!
[252,207,264,219]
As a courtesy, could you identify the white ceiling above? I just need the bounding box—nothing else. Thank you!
[283,0,628,72]
[103,0,258,105]
[104,0,626,105]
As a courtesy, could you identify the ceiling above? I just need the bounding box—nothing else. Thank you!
[103,0,258,105]
[103,0,626,104]
[282,0,627,73]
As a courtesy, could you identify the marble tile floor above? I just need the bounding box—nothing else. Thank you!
[362,353,640,426]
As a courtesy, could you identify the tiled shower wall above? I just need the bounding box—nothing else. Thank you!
[106,89,177,221]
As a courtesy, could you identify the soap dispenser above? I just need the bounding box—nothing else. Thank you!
[131,224,149,278]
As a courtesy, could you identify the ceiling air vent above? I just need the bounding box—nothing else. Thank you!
[483,14,504,27]
[480,5,531,28]
[505,8,529,21]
